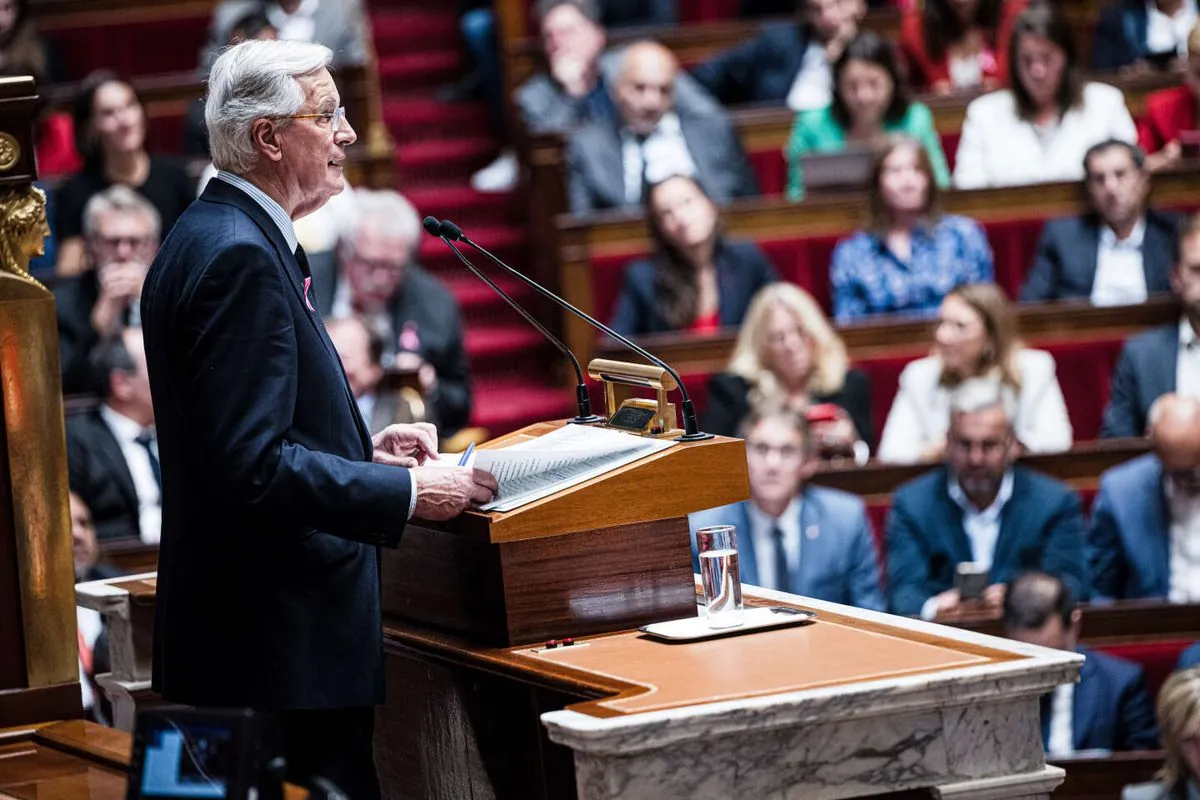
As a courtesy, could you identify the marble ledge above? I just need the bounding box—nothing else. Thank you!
[75,572,156,615]
[542,587,1083,757]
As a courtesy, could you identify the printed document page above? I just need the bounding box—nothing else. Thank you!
[471,425,675,512]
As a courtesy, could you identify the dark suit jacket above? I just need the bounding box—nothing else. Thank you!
[1088,453,1171,601]
[140,178,412,710]
[688,488,887,612]
[54,271,105,395]
[701,369,875,451]
[885,466,1087,616]
[691,21,812,106]
[315,265,472,434]
[609,239,777,336]
[1179,642,1200,670]
[65,408,142,542]
[566,113,760,213]
[1100,324,1178,438]
[1092,0,1159,72]
[1042,646,1159,752]
[1020,210,1180,303]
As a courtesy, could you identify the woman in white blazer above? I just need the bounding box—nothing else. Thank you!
[877,283,1072,463]
[952,4,1136,189]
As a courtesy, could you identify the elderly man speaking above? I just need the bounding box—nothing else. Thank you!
[140,40,497,798]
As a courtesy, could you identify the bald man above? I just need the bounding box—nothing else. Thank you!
[564,39,758,213]
[1089,393,1200,601]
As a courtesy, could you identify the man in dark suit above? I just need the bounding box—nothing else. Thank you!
[316,188,471,434]
[326,315,420,435]
[1021,140,1180,305]
[886,378,1087,619]
[55,185,160,395]
[66,328,161,544]
[1005,571,1159,755]
[689,405,885,610]
[1180,642,1200,669]
[140,40,497,799]
[566,40,758,213]
[1090,394,1200,602]
[1091,0,1196,73]
[692,0,865,108]
[1102,212,1200,438]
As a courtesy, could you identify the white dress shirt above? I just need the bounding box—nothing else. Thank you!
[268,0,320,43]
[953,83,1138,189]
[1046,682,1076,757]
[1178,319,1200,400]
[77,606,103,711]
[1091,218,1149,307]
[786,43,832,112]
[99,405,162,545]
[745,497,803,590]
[1165,479,1200,602]
[1146,0,1198,56]
[621,112,698,204]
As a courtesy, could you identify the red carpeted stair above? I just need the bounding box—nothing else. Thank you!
[369,1,575,436]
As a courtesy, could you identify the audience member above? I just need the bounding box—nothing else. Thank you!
[878,283,1072,464]
[0,0,65,84]
[66,328,161,545]
[203,0,368,70]
[1122,668,1200,800]
[1093,0,1197,74]
[689,405,886,611]
[566,41,757,213]
[704,283,873,458]
[1181,643,1200,669]
[609,175,777,336]
[55,186,160,395]
[786,32,949,200]
[515,0,718,136]
[55,73,194,277]
[953,4,1138,189]
[1090,394,1200,602]
[327,316,420,435]
[1137,24,1200,171]
[322,189,471,435]
[1004,571,1160,755]
[1021,140,1181,305]
[885,378,1087,619]
[829,136,992,322]
[692,0,865,109]
[71,492,120,585]
[71,491,118,725]
[900,0,1024,93]
[0,55,79,178]
[1102,212,1200,437]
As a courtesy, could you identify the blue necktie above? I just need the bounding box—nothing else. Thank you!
[771,525,790,592]
[134,430,161,492]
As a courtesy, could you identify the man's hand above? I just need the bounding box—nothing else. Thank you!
[551,54,594,97]
[931,588,963,619]
[1146,140,1183,173]
[90,261,147,336]
[372,422,438,467]
[410,466,498,520]
[982,582,1007,609]
[393,351,437,393]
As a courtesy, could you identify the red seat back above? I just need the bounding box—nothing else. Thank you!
[1093,640,1196,705]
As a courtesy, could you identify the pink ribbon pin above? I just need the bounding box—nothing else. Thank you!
[303,277,314,312]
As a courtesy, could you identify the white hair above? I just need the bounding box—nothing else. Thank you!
[82,185,161,240]
[949,377,1017,423]
[206,39,332,174]
[339,189,422,250]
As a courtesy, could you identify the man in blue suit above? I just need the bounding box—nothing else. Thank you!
[1179,642,1200,669]
[1005,571,1159,755]
[1090,394,1200,602]
[886,378,1087,619]
[1101,212,1200,438]
[1020,141,1180,305]
[689,405,885,610]
[140,40,497,799]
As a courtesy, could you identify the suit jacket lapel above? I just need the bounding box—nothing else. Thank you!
[94,414,140,512]
[593,126,626,208]
[680,117,716,199]
[1146,459,1172,595]
[935,470,974,564]
[1143,216,1172,293]
[1081,221,1100,293]
[734,502,759,588]
[796,490,825,596]
[1072,648,1099,750]
[992,473,1030,576]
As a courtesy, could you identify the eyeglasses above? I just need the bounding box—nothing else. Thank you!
[745,441,805,462]
[271,106,346,133]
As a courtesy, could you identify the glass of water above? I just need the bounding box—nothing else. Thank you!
[696,525,744,628]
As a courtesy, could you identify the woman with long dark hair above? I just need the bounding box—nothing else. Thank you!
[609,175,778,336]
[900,0,1026,92]
[53,71,194,276]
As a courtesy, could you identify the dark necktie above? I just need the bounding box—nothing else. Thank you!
[636,133,652,204]
[1039,691,1052,748]
[294,243,311,278]
[771,525,790,592]
[135,430,162,492]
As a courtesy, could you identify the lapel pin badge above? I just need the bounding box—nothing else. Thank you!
[303,276,315,312]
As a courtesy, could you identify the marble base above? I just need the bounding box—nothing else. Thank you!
[935,765,1065,799]
[94,674,158,732]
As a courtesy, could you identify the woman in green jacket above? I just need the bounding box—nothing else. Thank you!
[786,31,950,200]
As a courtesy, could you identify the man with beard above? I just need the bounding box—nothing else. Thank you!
[885,377,1087,619]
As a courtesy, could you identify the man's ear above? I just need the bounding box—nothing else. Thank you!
[250,118,284,163]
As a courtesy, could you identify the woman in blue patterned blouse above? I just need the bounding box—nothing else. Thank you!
[829,136,994,323]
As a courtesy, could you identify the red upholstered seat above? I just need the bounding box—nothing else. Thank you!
[45,18,212,80]
[1093,640,1196,704]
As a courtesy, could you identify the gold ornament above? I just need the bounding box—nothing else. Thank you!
[0,132,21,171]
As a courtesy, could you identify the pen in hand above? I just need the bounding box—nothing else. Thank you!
[457,441,476,467]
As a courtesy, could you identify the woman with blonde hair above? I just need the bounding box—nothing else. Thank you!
[877,282,1071,463]
[703,283,873,458]
[1123,667,1200,800]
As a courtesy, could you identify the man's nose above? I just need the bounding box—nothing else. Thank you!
[337,116,358,147]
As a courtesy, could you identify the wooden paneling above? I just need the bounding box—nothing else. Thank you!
[1052,752,1163,800]
[0,683,83,729]
[30,0,217,28]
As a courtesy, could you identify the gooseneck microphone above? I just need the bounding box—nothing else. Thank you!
[421,216,604,425]
[437,219,713,441]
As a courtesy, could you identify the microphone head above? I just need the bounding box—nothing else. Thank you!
[422,216,442,237]
[438,220,465,241]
